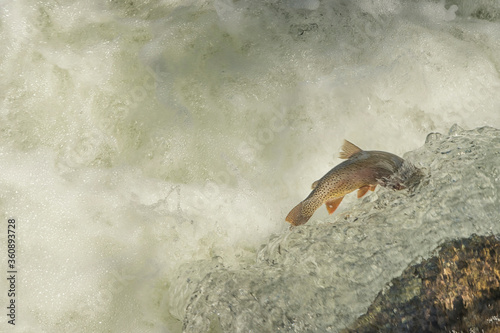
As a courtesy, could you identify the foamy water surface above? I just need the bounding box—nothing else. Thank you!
[0,0,499,332]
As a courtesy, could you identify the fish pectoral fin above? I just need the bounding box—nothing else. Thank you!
[357,186,371,198]
[325,197,344,214]
[339,140,362,159]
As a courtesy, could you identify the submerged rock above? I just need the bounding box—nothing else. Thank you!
[175,126,500,332]
[344,234,500,333]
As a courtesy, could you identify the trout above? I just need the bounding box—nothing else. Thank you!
[286,140,408,226]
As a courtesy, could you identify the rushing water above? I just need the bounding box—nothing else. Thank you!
[0,0,499,332]
[182,125,500,332]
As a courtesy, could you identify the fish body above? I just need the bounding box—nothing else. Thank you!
[286,140,404,226]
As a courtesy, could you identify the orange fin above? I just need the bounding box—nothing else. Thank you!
[325,197,344,214]
[369,185,377,191]
[357,186,370,198]
[339,140,362,159]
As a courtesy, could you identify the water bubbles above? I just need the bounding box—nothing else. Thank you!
[425,132,443,143]
[180,126,500,332]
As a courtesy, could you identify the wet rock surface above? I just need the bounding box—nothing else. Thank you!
[344,234,500,333]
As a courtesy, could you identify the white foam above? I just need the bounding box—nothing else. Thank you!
[1,0,500,331]
[287,0,320,11]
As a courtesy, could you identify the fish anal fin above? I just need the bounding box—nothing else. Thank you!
[339,140,363,159]
[357,186,370,198]
[311,180,319,189]
[325,197,344,214]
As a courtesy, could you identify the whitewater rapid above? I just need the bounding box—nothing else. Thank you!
[0,0,499,332]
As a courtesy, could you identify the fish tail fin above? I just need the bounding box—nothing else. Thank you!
[285,201,311,226]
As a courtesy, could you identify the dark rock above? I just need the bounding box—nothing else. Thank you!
[344,234,500,333]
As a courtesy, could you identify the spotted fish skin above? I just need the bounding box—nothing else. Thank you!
[285,140,404,226]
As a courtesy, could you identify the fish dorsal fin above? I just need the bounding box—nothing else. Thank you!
[339,140,362,159]
[311,180,319,189]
